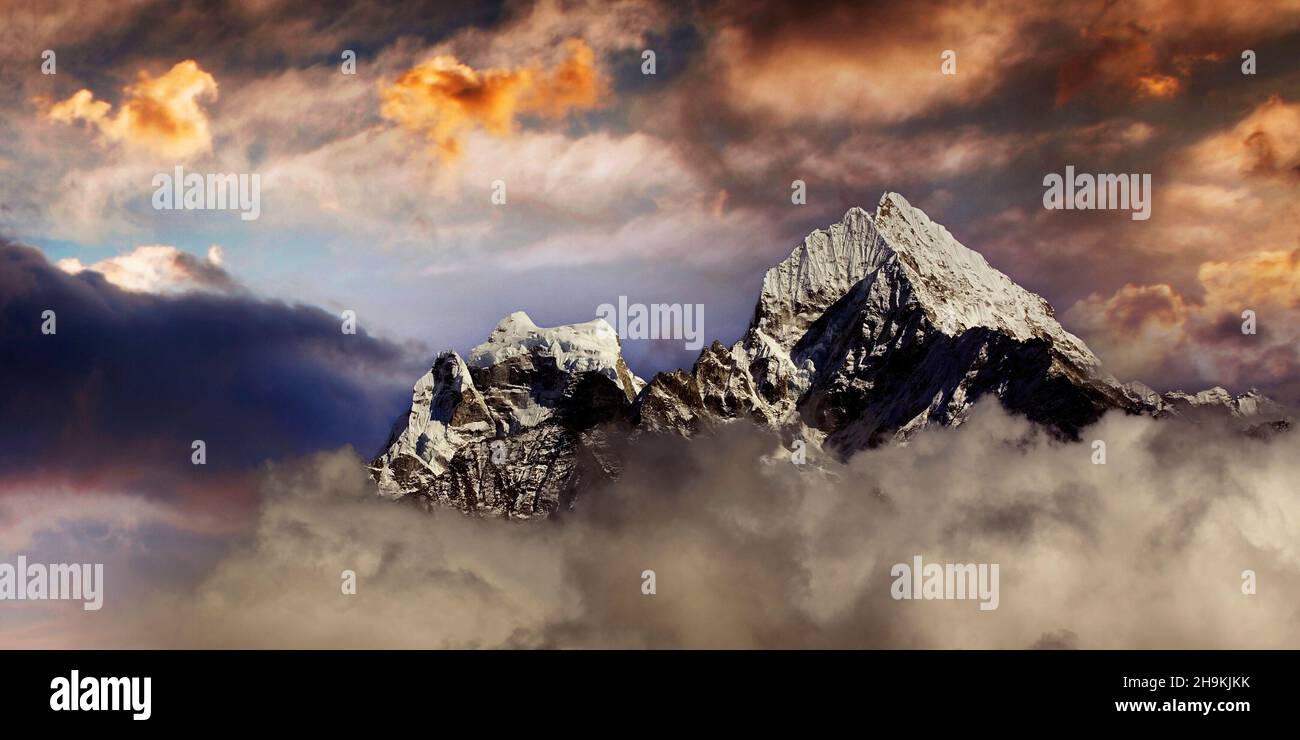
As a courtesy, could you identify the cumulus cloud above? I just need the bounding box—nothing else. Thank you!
[45,60,219,158]
[1184,95,1300,183]
[58,244,235,295]
[48,400,1299,649]
[380,39,606,161]
[1066,250,1300,395]
[1063,96,1300,396]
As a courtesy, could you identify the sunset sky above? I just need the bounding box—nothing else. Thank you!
[1,0,1299,646]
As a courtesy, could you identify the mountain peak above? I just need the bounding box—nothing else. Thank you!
[749,192,1102,373]
[372,309,645,516]
[372,191,1288,517]
[751,202,888,351]
[468,310,634,386]
[871,191,1102,371]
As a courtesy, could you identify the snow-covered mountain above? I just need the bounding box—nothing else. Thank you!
[373,311,641,516]
[371,192,1286,517]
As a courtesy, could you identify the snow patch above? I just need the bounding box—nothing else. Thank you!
[469,310,641,389]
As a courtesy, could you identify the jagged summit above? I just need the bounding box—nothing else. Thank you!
[757,193,1101,363]
[468,310,644,392]
[371,192,1286,517]
[372,310,642,516]
[753,204,885,351]
[874,193,1102,369]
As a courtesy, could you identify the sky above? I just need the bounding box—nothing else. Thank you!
[1,0,1299,647]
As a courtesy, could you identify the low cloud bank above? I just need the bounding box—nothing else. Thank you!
[102,400,1298,649]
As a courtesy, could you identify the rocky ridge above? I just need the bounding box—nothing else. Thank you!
[371,192,1286,517]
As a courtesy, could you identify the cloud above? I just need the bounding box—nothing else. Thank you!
[380,39,606,161]
[811,127,1042,186]
[1062,96,1300,395]
[1055,34,1179,106]
[1059,120,1159,158]
[28,401,1300,648]
[688,0,1295,128]
[1065,284,1193,380]
[1051,1,1300,106]
[701,0,1028,126]
[1065,250,1300,395]
[694,0,1300,132]
[0,0,153,65]
[0,489,201,553]
[45,60,219,159]
[425,0,669,67]
[0,0,481,70]
[1184,95,1300,183]
[57,244,236,295]
[0,239,420,497]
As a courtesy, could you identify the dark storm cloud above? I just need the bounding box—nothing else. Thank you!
[0,238,422,493]
[7,0,507,76]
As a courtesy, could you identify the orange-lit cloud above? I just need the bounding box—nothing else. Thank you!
[1133,73,1181,99]
[700,0,1300,126]
[46,60,218,158]
[1198,250,1300,311]
[1067,250,1300,387]
[1060,93,1300,389]
[1185,95,1300,182]
[380,38,605,161]
[706,1,1026,126]
[1065,283,1192,377]
[1050,0,1300,106]
[1055,34,1188,106]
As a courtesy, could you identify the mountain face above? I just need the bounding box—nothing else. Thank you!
[372,312,642,517]
[371,192,1284,516]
